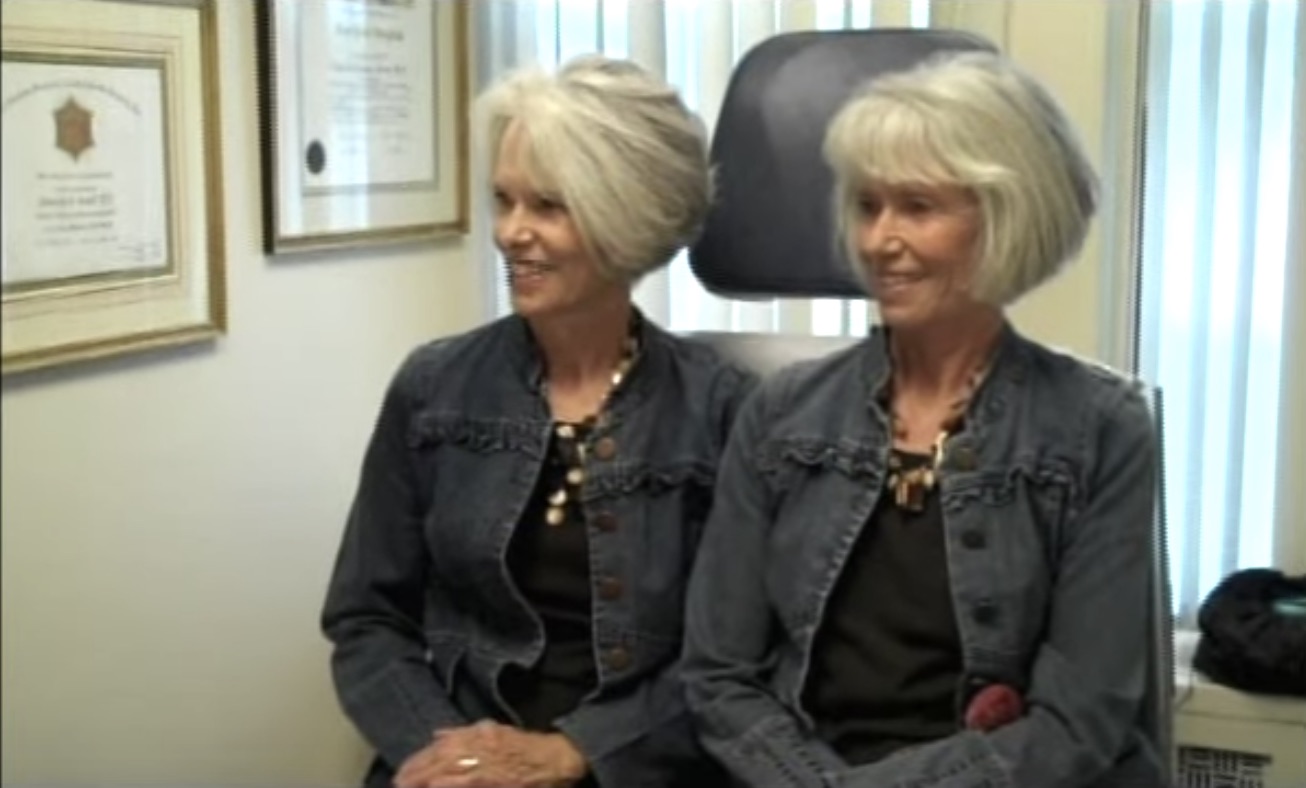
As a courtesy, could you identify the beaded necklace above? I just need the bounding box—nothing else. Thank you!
[542,315,640,526]
[884,361,990,512]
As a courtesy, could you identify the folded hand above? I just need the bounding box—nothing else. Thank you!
[394,720,587,788]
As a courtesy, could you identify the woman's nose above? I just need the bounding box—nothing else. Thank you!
[497,206,534,247]
[859,211,901,259]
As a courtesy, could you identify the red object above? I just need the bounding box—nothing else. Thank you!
[964,684,1025,731]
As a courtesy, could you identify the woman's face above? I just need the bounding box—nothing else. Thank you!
[492,122,624,321]
[853,180,986,331]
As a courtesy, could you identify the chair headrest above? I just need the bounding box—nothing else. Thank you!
[689,28,996,300]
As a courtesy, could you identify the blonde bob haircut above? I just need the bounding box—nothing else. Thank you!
[477,55,712,284]
[824,51,1100,305]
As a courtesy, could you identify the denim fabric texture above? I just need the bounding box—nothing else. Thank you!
[683,323,1164,788]
[323,313,755,788]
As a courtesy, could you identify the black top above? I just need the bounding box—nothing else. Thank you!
[802,450,963,766]
[500,424,599,732]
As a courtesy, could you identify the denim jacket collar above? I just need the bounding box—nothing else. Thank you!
[501,309,668,425]
[861,320,1029,443]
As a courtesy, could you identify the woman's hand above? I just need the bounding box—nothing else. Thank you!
[394,721,588,788]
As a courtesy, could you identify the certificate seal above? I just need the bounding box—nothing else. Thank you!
[54,97,95,162]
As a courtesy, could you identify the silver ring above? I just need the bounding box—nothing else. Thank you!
[455,756,480,772]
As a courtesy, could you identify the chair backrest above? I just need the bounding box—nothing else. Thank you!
[683,25,997,491]
[682,331,859,378]
[686,27,1175,784]
[689,28,994,300]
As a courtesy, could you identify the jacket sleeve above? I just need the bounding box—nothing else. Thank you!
[554,666,725,787]
[835,384,1158,788]
[681,378,852,788]
[321,351,468,771]
[685,375,1158,788]
[553,361,760,787]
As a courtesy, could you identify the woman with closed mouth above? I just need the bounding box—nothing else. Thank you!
[681,51,1163,788]
[321,55,754,788]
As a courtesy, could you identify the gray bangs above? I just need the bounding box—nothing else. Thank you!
[825,93,1010,191]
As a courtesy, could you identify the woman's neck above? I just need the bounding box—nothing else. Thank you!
[529,297,634,388]
[888,307,1005,403]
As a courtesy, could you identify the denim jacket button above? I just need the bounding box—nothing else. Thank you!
[972,602,1000,626]
[961,530,987,549]
[594,436,617,460]
[604,646,632,671]
[592,512,618,532]
[951,445,978,471]
[597,575,624,600]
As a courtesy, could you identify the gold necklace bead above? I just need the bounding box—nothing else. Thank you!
[544,317,641,528]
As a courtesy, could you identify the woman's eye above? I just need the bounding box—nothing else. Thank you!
[536,196,566,213]
[903,197,933,214]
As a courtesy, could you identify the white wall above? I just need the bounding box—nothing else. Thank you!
[0,1,481,785]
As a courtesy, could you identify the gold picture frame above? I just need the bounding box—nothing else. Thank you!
[257,0,469,254]
[1,0,226,375]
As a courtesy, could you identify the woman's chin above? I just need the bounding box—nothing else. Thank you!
[511,291,573,322]
[876,303,929,330]
[509,281,553,311]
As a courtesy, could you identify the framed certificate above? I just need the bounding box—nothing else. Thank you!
[258,0,469,254]
[1,0,226,374]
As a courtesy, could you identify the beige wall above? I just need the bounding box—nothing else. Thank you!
[1,1,480,785]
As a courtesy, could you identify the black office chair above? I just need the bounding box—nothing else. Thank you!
[685,27,1175,784]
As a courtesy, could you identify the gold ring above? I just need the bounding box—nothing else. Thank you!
[455,756,480,771]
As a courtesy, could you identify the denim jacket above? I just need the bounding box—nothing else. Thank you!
[322,314,755,787]
[682,324,1162,788]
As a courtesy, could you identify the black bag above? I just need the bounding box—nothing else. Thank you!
[1193,568,1306,697]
